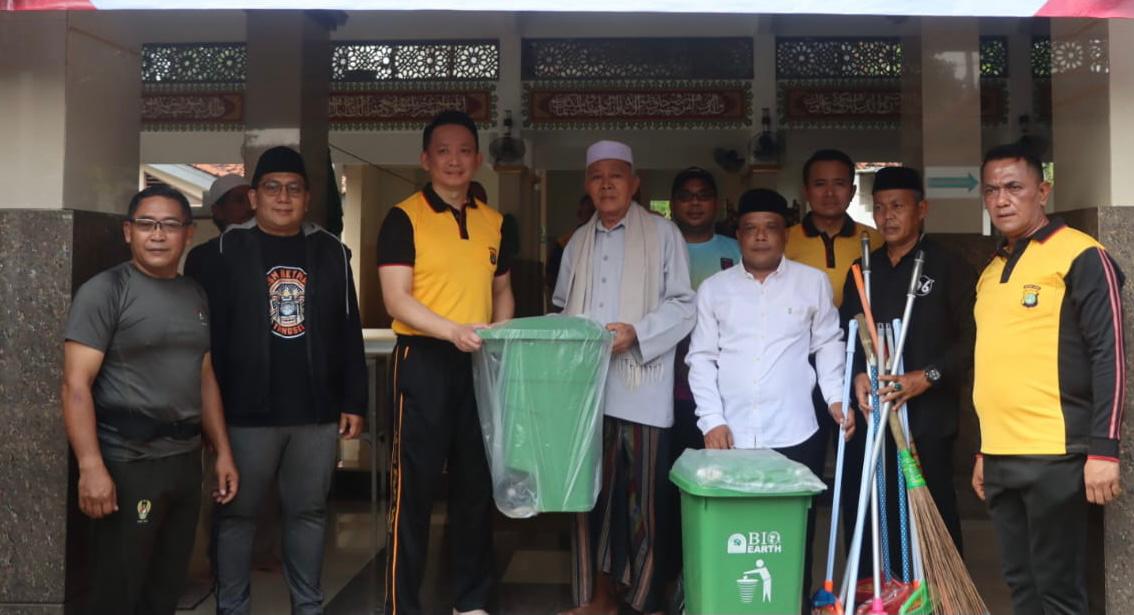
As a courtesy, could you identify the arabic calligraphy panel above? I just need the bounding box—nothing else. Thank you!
[526,85,750,129]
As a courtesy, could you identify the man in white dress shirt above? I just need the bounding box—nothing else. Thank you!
[686,188,850,607]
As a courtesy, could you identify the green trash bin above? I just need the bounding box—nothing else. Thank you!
[670,449,827,615]
[473,316,613,518]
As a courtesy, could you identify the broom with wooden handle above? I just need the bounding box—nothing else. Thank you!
[841,253,926,613]
[887,404,988,615]
[869,251,987,615]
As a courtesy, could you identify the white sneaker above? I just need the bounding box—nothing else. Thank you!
[453,610,489,615]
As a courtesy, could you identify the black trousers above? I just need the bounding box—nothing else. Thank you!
[840,420,962,580]
[775,427,827,611]
[671,398,704,461]
[86,450,202,615]
[984,454,1088,615]
[384,336,494,615]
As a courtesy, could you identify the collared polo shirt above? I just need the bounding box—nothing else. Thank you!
[973,219,1125,458]
[786,213,883,306]
[377,184,510,336]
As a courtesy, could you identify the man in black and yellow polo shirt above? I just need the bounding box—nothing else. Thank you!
[972,144,1124,615]
[377,110,514,615]
[786,149,882,307]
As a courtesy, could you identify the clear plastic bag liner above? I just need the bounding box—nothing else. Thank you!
[670,449,827,498]
[473,315,613,518]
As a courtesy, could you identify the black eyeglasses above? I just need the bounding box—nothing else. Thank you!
[259,181,305,198]
[129,217,190,233]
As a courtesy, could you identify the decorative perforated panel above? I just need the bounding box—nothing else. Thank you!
[142,43,246,83]
[980,36,1008,79]
[1032,37,1051,78]
[776,38,902,79]
[331,40,499,81]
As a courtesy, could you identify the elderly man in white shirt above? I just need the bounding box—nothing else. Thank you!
[554,140,696,615]
[686,188,851,606]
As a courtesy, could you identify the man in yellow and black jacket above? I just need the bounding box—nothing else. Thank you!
[377,110,514,615]
[972,144,1125,615]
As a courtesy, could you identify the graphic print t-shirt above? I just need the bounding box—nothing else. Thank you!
[258,229,317,425]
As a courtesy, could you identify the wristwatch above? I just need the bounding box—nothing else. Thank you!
[924,365,942,387]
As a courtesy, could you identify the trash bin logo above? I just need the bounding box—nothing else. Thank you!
[727,530,784,554]
[736,559,772,604]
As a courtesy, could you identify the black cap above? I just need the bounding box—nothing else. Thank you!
[252,146,308,188]
[737,189,789,220]
[670,167,718,198]
[872,166,923,196]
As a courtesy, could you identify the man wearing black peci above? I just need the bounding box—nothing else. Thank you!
[838,166,975,571]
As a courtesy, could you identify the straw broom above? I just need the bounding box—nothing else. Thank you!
[846,252,988,615]
[876,281,987,615]
[886,411,986,615]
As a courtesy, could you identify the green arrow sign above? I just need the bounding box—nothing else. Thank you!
[927,173,979,192]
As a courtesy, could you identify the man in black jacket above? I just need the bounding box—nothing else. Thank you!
[838,166,975,572]
[187,146,367,615]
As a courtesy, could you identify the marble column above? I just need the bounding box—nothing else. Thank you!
[0,11,140,612]
[1050,18,1134,612]
[914,18,985,235]
[243,10,335,228]
[897,20,987,473]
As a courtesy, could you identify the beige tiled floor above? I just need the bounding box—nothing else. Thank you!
[182,504,382,614]
[180,495,1016,614]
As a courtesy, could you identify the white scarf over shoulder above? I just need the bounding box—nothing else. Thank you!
[563,202,663,389]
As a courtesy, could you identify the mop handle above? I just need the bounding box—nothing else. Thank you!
[887,250,925,454]
[824,318,860,583]
[898,251,925,350]
[839,317,878,606]
[870,342,885,603]
[839,252,923,608]
[876,325,892,584]
[892,318,925,584]
[862,232,872,306]
[888,324,913,585]
[851,264,880,353]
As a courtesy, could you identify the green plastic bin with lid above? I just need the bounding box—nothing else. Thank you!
[670,449,827,615]
[473,316,613,518]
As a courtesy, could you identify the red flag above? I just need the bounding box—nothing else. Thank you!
[1037,0,1134,16]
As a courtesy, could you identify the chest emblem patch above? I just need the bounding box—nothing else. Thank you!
[1022,284,1041,308]
[916,274,935,297]
[267,265,308,338]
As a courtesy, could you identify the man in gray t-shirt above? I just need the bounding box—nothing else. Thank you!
[61,185,239,615]
[66,260,210,460]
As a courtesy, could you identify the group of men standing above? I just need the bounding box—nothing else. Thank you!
[62,106,1124,615]
[64,146,366,614]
